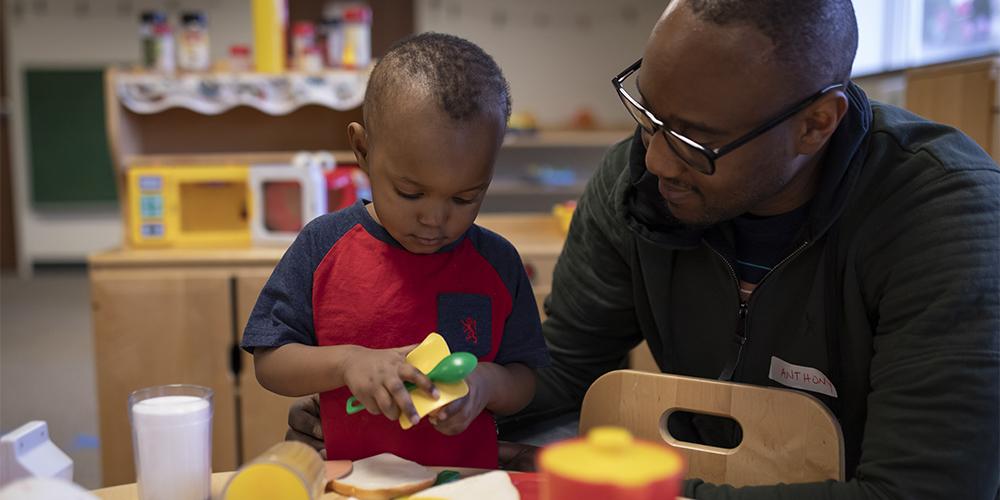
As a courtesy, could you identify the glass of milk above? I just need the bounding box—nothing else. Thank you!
[129,384,213,500]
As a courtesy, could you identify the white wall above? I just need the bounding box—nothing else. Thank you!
[4,0,254,274]
[416,0,660,128]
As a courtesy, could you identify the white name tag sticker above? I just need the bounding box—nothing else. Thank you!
[768,356,838,398]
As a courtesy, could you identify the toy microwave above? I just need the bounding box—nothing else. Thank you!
[249,163,327,245]
[248,153,372,245]
[126,165,253,248]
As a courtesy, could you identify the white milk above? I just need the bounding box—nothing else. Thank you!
[130,395,212,500]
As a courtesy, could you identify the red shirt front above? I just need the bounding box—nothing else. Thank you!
[242,202,549,468]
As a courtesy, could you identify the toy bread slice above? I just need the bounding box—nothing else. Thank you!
[323,460,353,492]
[330,453,436,500]
[407,471,520,500]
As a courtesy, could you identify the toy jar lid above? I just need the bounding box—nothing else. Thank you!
[538,427,684,487]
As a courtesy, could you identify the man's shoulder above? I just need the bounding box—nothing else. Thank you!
[868,102,999,176]
[837,102,1000,255]
[847,102,1000,220]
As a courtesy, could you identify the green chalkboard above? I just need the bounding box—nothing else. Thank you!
[25,68,117,205]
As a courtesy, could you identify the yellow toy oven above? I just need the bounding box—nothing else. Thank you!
[127,166,253,248]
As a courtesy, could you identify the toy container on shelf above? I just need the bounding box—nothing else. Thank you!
[127,165,252,248]
[251,0,286,73]
[324,163,370,212]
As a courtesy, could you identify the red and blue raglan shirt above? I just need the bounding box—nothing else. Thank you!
[242,201,550,468]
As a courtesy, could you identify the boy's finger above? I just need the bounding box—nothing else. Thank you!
[353,392,380,416]
[434,396,466,420]
[398,364,439,399]
[386,379,421,424]
[392,343,420,356]
[372,388,397,419]
[433,418,462,436]
[374,388,400,420]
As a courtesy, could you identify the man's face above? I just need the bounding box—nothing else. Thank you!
[353,98,500,254]
[635,2,817,225]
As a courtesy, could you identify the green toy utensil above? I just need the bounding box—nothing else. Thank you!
[345,352,478,415]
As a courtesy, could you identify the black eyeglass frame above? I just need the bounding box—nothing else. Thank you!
[612,58,845,175]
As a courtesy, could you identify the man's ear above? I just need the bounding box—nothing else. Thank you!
[347,122,370,174]
[797,91,848,155]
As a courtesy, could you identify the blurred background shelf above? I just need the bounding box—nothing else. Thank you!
[502,129,632,148]
[123,151,358,168]
[488,182,587,197]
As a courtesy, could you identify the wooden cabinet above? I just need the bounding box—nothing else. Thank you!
[233,270,298,462]
[90,257,281,487]
[905,57,1000,161]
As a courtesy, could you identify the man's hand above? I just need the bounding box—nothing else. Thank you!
[498,441,540,472]
[285,394,326,458]
[340,344,438,424]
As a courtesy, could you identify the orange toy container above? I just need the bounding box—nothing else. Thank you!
[538,427,685,500]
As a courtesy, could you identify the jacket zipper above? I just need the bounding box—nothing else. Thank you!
[705,240,811,380]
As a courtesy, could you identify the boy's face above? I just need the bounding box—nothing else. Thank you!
[349,99,502,254]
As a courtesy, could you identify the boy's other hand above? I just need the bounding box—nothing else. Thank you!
[341,344,438,423]
[428,365,493,435]
[286,394,327,458]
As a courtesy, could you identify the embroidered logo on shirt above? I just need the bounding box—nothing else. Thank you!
[437,293,491,357]
[461,317,478,344]
[768,356,838,398]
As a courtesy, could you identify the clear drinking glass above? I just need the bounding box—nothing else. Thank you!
[129,384,213,500]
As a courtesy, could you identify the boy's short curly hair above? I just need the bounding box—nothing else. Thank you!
[363,32,511,142]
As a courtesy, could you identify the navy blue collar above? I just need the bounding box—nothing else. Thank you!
[351,200,468,254]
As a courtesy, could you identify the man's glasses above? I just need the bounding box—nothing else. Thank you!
[612,58,844,175]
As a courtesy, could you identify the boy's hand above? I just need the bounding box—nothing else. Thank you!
[341,344,438,423]
[428,366,494,435]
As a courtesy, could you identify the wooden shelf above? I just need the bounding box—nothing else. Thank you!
[488,183,586,196]
[124,151,358,167]
[502,129,632,148]
[90,213,566,269]
[89,246,288,268]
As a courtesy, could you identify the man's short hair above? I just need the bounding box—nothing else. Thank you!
[686,0,859,89]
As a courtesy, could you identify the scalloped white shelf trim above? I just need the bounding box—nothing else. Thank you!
[116,70,369,115]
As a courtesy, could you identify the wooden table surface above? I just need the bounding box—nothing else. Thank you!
[92,468,694,500]
[91,467,489,500]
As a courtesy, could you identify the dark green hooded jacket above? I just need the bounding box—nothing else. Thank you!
[520,84,1000,499]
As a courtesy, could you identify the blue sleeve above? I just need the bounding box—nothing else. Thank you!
[241,207,360,353]
[471,226,552,369]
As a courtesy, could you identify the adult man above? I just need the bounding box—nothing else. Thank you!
[288,0,1000,497]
